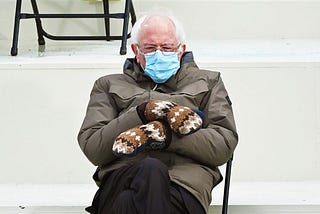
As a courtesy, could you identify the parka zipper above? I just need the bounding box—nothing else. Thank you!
[152,84,158,91]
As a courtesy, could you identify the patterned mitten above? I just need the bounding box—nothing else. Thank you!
[112,121,171,157]
[166,105,203,135]
[137,100,203,136]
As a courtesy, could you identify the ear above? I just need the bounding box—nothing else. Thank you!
[181,44,186,53]
[131,44,142,64]
[178,44,187,60]
[131,44,138,56]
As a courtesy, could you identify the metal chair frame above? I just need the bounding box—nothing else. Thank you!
[10,0,136,56]
[222,155,233,214]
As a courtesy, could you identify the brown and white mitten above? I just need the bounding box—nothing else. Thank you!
[166,105,203,135]
[137,100,203,136]
[112,121,171,157]
[137,100,177,122]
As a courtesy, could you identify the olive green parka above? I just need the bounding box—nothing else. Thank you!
[78,52,238,213]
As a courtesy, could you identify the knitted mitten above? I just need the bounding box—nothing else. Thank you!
[112,121,171,157]
[137,100,203,136]
[166,105,203,135]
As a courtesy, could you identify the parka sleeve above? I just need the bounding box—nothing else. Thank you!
[77,77,142,166]
[167,74,238,169]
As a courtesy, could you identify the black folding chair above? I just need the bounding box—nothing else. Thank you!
[10,0,136,56]
[222,154,233,214]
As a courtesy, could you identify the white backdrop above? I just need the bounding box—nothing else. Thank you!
[0,0,320,186]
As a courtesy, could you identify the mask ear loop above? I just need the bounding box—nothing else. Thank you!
[136,44,143,55]
[176,43,184,60]
[178,43,182,52]
[135,44,146,70]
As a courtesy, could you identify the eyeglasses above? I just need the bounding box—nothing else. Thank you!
[137,43,181,56]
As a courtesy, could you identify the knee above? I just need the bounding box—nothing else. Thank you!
[139,157,168,174]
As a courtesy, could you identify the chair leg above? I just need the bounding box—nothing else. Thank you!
[222,156,233,214]
[30,0,45,45]
[119,0,131,55]
[129,0,136,27]
[102,0,110,41]
[11,0,23,56]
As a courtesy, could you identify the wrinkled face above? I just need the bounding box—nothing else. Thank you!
[131,16,186,69]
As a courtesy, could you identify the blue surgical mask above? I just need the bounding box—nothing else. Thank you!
[143,50,180,84]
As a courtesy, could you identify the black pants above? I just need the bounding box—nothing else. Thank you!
[86,157,205,214]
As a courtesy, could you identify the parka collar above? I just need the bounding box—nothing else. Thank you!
[123,51,197,90]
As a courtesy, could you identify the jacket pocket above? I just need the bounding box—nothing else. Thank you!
[109,85,147,112]
[169,81,209,109]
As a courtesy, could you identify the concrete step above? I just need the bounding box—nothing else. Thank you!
[0,182,319,207]
[1,205,320,214]
[1,39,319,67]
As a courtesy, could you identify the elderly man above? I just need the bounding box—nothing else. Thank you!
[78,14,238,214]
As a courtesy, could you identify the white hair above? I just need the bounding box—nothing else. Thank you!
[130,12,186,45]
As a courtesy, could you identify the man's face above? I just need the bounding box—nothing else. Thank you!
[131,16,186,69]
